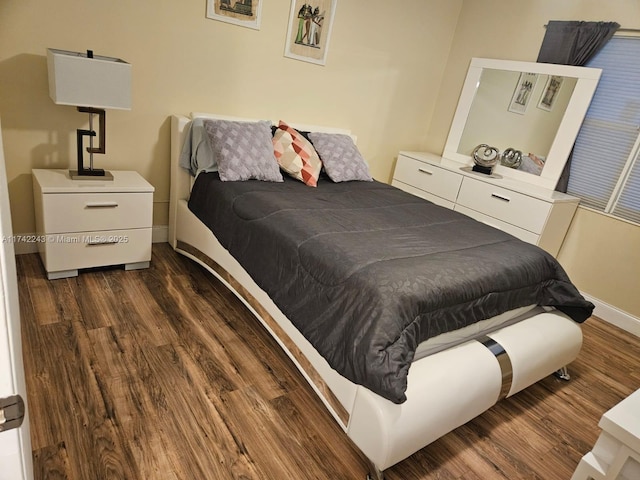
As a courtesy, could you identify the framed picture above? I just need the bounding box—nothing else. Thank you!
[206,0,262,30]
[508,72,539,114]
[538,75,564,111]
[284,0,337,66]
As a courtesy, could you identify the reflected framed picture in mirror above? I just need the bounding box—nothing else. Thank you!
[538,75,564,112]
[508,72,538,114]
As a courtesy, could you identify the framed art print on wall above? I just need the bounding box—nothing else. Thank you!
[206,0,263,30]
[284,0,337,66]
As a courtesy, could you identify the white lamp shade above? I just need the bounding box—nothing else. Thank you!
[47,48,131,110]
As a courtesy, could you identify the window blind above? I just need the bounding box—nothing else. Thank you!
[613,153,640,224]
[567,36,640,224]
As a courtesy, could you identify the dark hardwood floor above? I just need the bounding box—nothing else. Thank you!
[17,243,640,479]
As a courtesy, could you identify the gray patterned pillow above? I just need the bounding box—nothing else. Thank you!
[308,132,373,182]
[204,119,283,182]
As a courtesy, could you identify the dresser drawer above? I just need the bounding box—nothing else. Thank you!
[454,205,540,244]
[391,180,455,209]
[39,227,152,273]
[456,177,551,233]
[393,155,462,203]
[41,192,153,234]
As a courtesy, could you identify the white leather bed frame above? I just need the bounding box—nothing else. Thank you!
[168,113,583,479]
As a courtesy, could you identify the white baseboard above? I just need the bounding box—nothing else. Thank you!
[13,225,170,256]
[13,239,37,255]
[152,225,168,243]
[582,292,640,337]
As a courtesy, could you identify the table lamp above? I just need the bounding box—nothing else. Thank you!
[47,48,131,180]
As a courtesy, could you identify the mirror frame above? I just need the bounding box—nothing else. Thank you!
[443,58,602,190]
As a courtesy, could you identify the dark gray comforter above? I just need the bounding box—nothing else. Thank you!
[188,173,593,404]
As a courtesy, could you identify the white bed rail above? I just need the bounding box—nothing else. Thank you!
[169,115,192,248]
[348,311,582,471]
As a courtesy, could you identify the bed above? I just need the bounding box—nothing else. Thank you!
[169,112,593,479]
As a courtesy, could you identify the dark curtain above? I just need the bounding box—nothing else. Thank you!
[537,20,619,192]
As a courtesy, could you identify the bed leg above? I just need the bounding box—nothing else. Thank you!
[554,366,571,381]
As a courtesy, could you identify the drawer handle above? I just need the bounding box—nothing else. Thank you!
[417,168,433,175]
[491,193,511,202]
[87,240,118,246]
[85,202,119,209]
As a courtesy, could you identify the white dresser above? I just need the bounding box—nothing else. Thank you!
[32,169,154,279]
[391,151,580,257]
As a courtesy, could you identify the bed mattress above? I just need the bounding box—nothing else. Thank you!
[413,304,539,359]
[188,173,593,403]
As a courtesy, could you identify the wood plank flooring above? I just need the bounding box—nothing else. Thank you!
[17,243,640,479]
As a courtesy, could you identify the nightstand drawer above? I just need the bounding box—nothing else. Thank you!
[39,227,152,273]
[393,155,462,203]
[41,192,153,234]
[457,177,551,233]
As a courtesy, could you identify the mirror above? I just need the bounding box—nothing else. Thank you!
[444,58,602,190]
[458,69,578,176]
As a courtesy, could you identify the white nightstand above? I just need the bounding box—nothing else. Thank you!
[571,389,640,480]
[32,169,154,280]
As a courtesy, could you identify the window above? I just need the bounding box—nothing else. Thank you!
[567,36,640,225]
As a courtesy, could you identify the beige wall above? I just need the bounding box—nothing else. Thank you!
[427,0,640,317]
[0,0,462,232]
[560,208,640,315]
